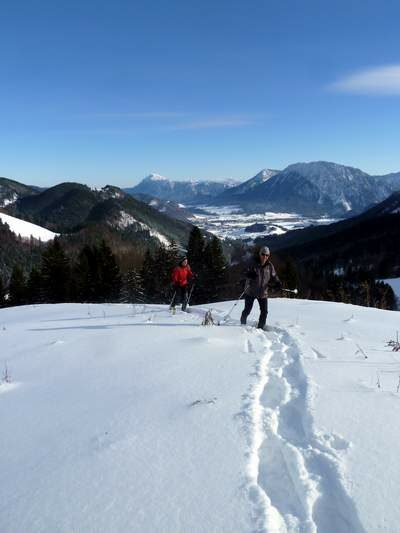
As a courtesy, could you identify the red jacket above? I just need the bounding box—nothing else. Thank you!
[172,265,193,287]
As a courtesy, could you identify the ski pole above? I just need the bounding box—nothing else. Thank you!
[224,280,249,319]
[186,283,195,307]
[282,288,298,295]
[169,290,176,309]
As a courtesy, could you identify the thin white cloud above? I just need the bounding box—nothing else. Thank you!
[171,115,259,130]
[78,111,187,119]
[61,112,265,133]
[330,64,400,95]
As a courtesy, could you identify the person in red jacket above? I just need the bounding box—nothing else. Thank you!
[170,256,194,311]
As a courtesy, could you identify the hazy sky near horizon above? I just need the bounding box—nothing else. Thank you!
[1,0,400,187]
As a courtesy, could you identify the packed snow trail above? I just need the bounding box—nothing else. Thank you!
[233,325,365,533]
[186,306,365,532]
[3,300,400,531]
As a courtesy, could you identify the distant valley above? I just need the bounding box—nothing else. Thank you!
[187,205,337,242]
[1,164,400,308]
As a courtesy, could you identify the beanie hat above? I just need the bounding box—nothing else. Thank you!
[259,246,270,255]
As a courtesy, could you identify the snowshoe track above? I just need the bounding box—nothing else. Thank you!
[241,328,365,533]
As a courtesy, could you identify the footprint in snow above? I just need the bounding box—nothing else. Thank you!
[243,338,256,354]
[330,433,351,451]
[319,431,351,452]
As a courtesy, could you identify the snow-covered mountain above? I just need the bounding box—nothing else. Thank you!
[215,161,400,217]
[215,169,279,202]
[0,177,40,207]
[126,173,239,204]
[2,300,400,532]
[0,212,58,242]
[376,170,400,189]
[4,182,192,245]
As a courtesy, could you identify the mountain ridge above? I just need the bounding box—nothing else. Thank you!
[2,160,400,220]
[0,177,41,208]
[126,174,239,204]
[213,161,400,217]
[4,182,193,248]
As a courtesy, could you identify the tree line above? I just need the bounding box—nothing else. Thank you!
[0,227,228,308]
[297,260,397,310]
[0,225,396,311]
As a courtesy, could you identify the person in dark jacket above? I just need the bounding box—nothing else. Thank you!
[170,257,194,311]
[240,246,282,329]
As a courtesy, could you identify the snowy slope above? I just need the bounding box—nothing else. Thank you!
[0,212,58,241]
[1,300,400,532]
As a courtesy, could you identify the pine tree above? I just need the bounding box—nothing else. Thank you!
[166,240,181,274]
[187,226,206,303]
[97,240,122,302]
[203,236,227,303]
[123,268,145,303]
[360,280,371,307]
[0,275,6,307]
[41,238,71,303]
[141,248,156,302]
[8,265,27,306]
[153,244,172,303]
[26,266,43,304]
[187,226,205,268]
[74,244,99,302]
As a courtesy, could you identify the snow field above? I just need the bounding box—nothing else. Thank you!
[189,206,337,241]
[1,300,400,532]
[0,304,254,532]
[272,300,400,532]
[0,212,58,241]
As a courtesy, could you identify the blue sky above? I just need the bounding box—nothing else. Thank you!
[1,0,400,186]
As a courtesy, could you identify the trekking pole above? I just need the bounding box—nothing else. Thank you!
[186,283,195,307]
[282,288,298,295]
[224,280,249,320]
[169,290,176,309]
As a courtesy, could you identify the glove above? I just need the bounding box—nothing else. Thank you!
[245,271,256,280]
[275,280,283,290]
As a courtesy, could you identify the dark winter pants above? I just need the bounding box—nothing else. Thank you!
[171,285,188,311]
[240,295,268,329]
